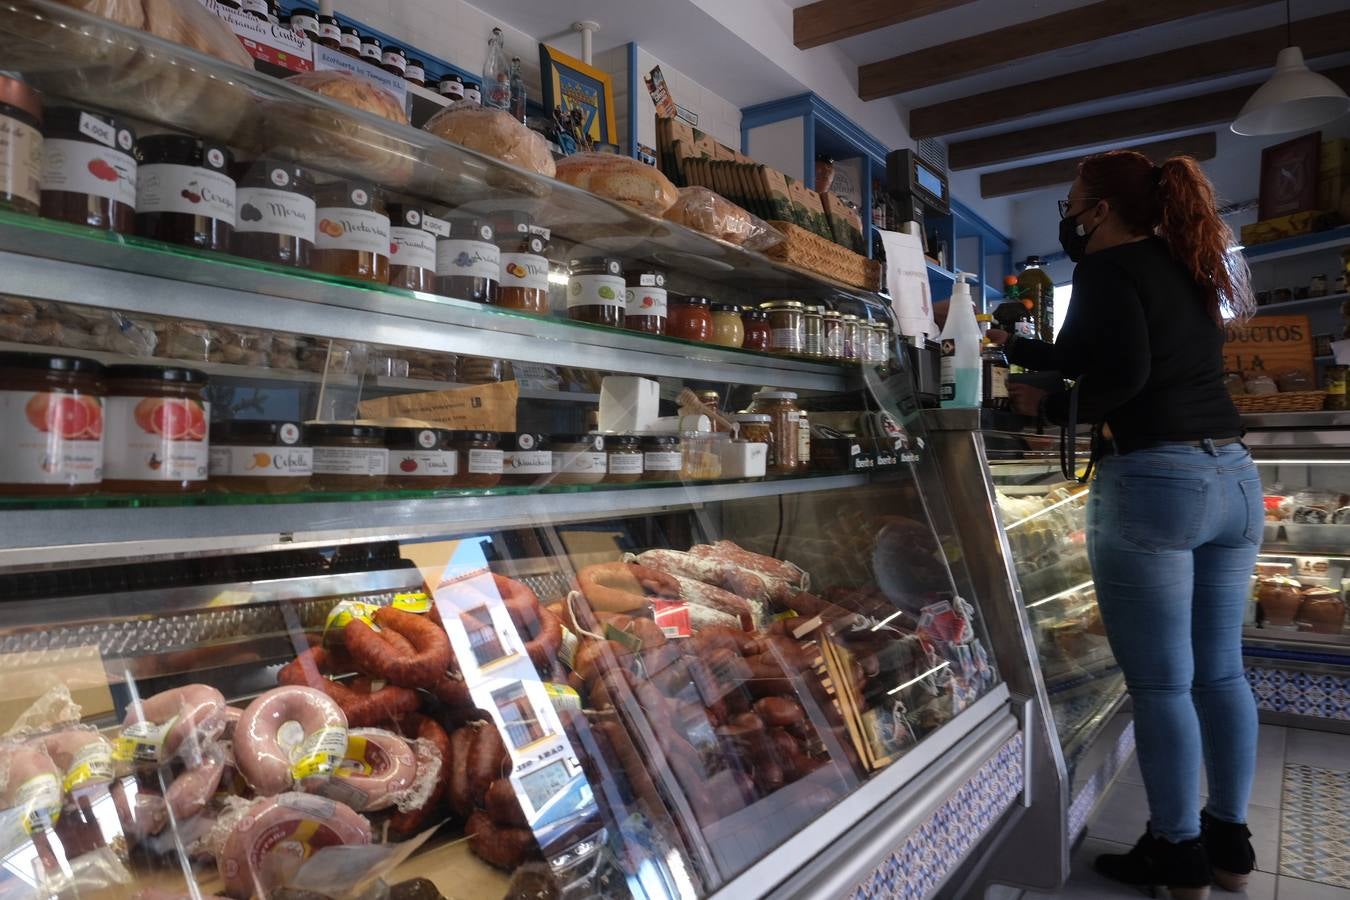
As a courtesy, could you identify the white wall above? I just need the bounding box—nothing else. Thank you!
[631,47,742,151]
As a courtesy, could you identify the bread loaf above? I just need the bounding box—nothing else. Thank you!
[422,102,556,179]
[663,186,757,245]
[554,153,679,216]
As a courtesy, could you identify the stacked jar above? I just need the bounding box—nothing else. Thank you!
[625,270,667,334]
[495,212,551,315]
[388,204,446,292]
[40,107,137,234]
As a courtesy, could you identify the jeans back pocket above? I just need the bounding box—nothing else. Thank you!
[1118,471,1209,552]
[1238,477,1265,546]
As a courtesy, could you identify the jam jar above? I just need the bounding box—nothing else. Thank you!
[404,58,427,88]
[438,74,465,101]
[552,434,607,484]
[313,181,390,284]
[568,257,625,327]
[822,309,844,360]
[747,390,801,474]
[625,270,668,334]
[232,159,315,268]
[381,45,407,78]
[711,304,745,348]
[841,314,863,362]
[315,14,342,49]
[338,25,362,57]
[0,76,42,216]
[387,204,446,292]
[742,309,770,352]
[437,217,500,304]
[385,427,457,489]
[604,435,643,483]
[803,306,825,358]
[464,82,482,104]
[641,435,682,481]
[732,413,772,446]
[208,420,312,494]
[288,9,320,41]
[449,430,502,488]
[495,212,551,314]
[239,0,270,20]
[103,365,209,493]
[39,107,137,234]
[135,135,236,252]
[0,352,104,495]
[762,300,804,355]
[500,432,552,485]
[669,296,713,342]
[360,33,382,66]
[309,423,388,491]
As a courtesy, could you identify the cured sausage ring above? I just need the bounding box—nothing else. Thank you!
[216,793,370,899]
[344,607,453,689]
[326,728,418,812]
[120,684,227,765]
[234,686,348,796]
[577,562,681,613]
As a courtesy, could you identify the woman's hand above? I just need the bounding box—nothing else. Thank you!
[986,328,1010,346]
[1008,383,1047,417]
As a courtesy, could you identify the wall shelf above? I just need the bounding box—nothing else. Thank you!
[1243,225,1350,264]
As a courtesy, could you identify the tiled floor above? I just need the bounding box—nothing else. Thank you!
[985,724,1350,899]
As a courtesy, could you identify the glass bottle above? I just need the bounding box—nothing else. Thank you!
[1018,256,1055,343]
[483,27,512,111]
[509,56,526,123]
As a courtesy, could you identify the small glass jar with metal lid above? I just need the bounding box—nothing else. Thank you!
[732,413,772,447]
[309,423,388,491]
[40,106,137,234]
[500,432,552,485]
[0,352,105,495]
[803,306,825,358]
[741,309,770,352]
[841,314,863,362]
[448,430,502,488]
[567,257,625,328]
[746,390,801,475]
[641,435,682,481]
[404,58,427,88]
[315,14,341,49]
[338,24,362,57]
[288,9,320,42]
[135,134,236,252]
[668,296,713,343]
[232,159,315,268]
[359,33,382,65]
[385,426,457,489]
[381,45,408,78]
[437,216,500,304]
[624,270,667,334]
[710,304,745,348]
[208,420,312,494]
[552,433,607,484]
[387,204,446,292]
[495,211,552,315]
[761,300,805,355]
[822,309,844,360]
[103,364,210,494]
[870,322,891,368]
[0,76,42,216]
[604,435,644,483]
[438,74,465,101]
[313,181,390,284]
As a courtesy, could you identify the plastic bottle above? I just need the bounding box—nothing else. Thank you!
[483,27,511,110]
[939,273,982,409]
[1018,256,1055,343]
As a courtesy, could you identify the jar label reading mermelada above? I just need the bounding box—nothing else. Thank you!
[137,164,236,224]
[625,285,667,318]
[467,448,504,474]
[500,253,550,291]
[608,453,643,475]
[0,390,104,485]
[315,207,390,256]
[504,450,551,474]
[313,446,389,476]
[436,239,500,281]
[644,450,681,472]
[390,226,437,273]
[40,139,137,208]
[387,449,456,477]
[104,396,210,482]
[568,274,625,310]
[0,115,42,207]
[209,445,313,477]
[236,187,316,241]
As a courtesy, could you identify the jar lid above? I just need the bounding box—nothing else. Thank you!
[362,34,382,46]
[821,309,842,319]
[235,158,313,192]
[450,217,495,242]
[211,420,304,446]
[318,180,380,209]
[440,74,463,85]
[553,433,605,451]
[804,306,824,315]
[501,432,549,450]
[675,296,711,307]
[105,364,208,384]
[841,314,860,322]
[733,413,772,423]
[43,107,135,150]
[711,303,742,313]
[753,390,799,400]
[0,75,41,123]
[307,422,385,441]
[340,24,359,34]
[606,435,641,449]
[318,13,338,22]
[761,300,804,310]
[465,81,481,90]
[450,430,500,444]
[136,134,233,171]
[406,57,424,67]
[641,435,680,447]
[384,426,452,449]
[0,351,102,374]
[871,322,890,330]
[570,256,623,275]
[742,309,768,320]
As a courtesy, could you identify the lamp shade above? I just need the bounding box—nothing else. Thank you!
[1231,46,1350,136]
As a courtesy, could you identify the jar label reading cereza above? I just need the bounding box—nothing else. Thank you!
[136,164,236,224]
[315,207,390,257]
[236,187,317,241]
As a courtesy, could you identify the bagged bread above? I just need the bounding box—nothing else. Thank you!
[423,102,556,178]
[554,152,679,216]
[663,186,783,251]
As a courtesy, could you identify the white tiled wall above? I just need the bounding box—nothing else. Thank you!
[593,45,631,154]
[633,47,742,151]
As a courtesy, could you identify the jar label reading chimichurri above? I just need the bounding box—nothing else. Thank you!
[0,390,103,485]
[436,239,500,281]
[236,187,316,242]
[390,226,437,273]
[104,396,210,482]
[625,285,667,318]
[209,445,313,477]
[137,164,236,224]
[568,274,625,311]
[40,139,137,208]
[504,450,551,475]
[500,253,550,291]
[315,207,390,257]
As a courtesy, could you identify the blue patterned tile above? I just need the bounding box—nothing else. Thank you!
[1247,666,1350,722]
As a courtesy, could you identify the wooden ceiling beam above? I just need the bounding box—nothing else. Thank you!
[950,65,1350,170]
[979,133,1218,199]
[793,0,980,51]
[911,8,1350,138]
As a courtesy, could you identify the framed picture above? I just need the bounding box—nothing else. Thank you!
[1258,131,1321,221]
[539,43,617,151]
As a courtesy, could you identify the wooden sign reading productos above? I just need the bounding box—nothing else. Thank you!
[1223,314,1314,376]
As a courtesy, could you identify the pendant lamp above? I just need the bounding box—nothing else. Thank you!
[1231,0,1350,136]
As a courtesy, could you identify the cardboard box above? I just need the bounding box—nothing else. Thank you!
[202,0,313,72]
[821,192,864,254]
[1239,210,1332,246]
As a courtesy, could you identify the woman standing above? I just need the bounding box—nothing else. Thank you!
[996,150,1261,900]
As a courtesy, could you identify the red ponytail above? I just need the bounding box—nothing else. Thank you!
[1078,151,1253,323]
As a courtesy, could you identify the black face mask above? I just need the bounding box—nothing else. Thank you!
[1058,209,1100,263]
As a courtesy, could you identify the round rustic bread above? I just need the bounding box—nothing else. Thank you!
[554,152,679,216]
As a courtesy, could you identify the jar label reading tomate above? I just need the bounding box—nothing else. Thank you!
[0,390,104,485]
[436,239,500,281]
[500,253,550,291]
[104,396,210,482]
[137,164,236,224]
[387,449,456,477]
[625,285,667,318]
[40,139,137,208]
[236,187,316,241]
[568,274,625,310]
[390,226,437,273]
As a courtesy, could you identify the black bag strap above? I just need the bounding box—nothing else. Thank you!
[1058,379,1098,484]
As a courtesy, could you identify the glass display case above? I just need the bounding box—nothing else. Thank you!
[0,4,1028,898]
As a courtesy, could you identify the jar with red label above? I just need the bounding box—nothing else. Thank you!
[494,211,551,314]
[448,431,502,488]
[385,427,457,489]
[315,14,341,49]
[436,217,500,304]
[381,45,407,78]
[0,76,42,216]
[0,352,105,495]
[404,58,427,88]
[135,134,236,252]
[360,34,382,65]
[624,270,667,334]
[101,365,209,493]
[742,309,770,352]
[568,257,625,328]
[387,204,447,292]
[313,181,390,284]
[208,420,312,494]
[668,296,713,342]
[232,159,315,268]
[39,107,137,234]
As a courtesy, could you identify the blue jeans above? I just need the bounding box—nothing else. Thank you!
[1087,442,1262,842]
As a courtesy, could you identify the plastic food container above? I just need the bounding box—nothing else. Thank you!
[495,212,551,314]
[103,365,209,493]
[551,433,607,484]
[0,76,42,216]
[0,351,105,494]
[720,439,767,479]
[387,205,446,292]
[135,134,236,252]
[232,159,315,268]
[40,107,137,234]
[625,270,667,334]
[500,432,552,485]
[641,435,682,481]
[604,435,643,483]
[449,430,502,488]
[437,217,500,304]
[385,427,457,489]
[681,431,725,480]
[313,181,390,284]
[208,420,312,494]
[568,257,625,328]
[762,300,805,355]
[309,423,388,491]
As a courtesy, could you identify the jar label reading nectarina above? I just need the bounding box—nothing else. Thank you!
[315,207,390,257]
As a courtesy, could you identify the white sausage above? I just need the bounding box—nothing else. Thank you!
[35,729,114,795]
[164,744,226,824]
[0,744,62,831]
[323,729,417,812]
[235,687,348,796]
[216,793,370,899]
[122,685,227,763]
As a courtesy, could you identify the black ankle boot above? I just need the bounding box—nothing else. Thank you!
[1201,810,1255,892]
[1094,829,1212,899]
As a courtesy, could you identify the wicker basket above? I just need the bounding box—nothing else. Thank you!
[765,221,882,291]
[1231,391,1328,413]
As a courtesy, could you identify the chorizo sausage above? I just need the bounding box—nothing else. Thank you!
[467,723,507,808]
[280,650,421,728]
[327,728,418,812]
[445,726,475,819]
[484,778,528,828]
[577,562,680,613]
[235,686,348,796]
[216,793,370,899]
[389,715,451,834]
[466,809,537,870]
[344,607,453,689]
[122,685,227,764]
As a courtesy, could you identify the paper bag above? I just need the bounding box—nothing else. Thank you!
[879,226,937,340]
[357,380,518,432]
